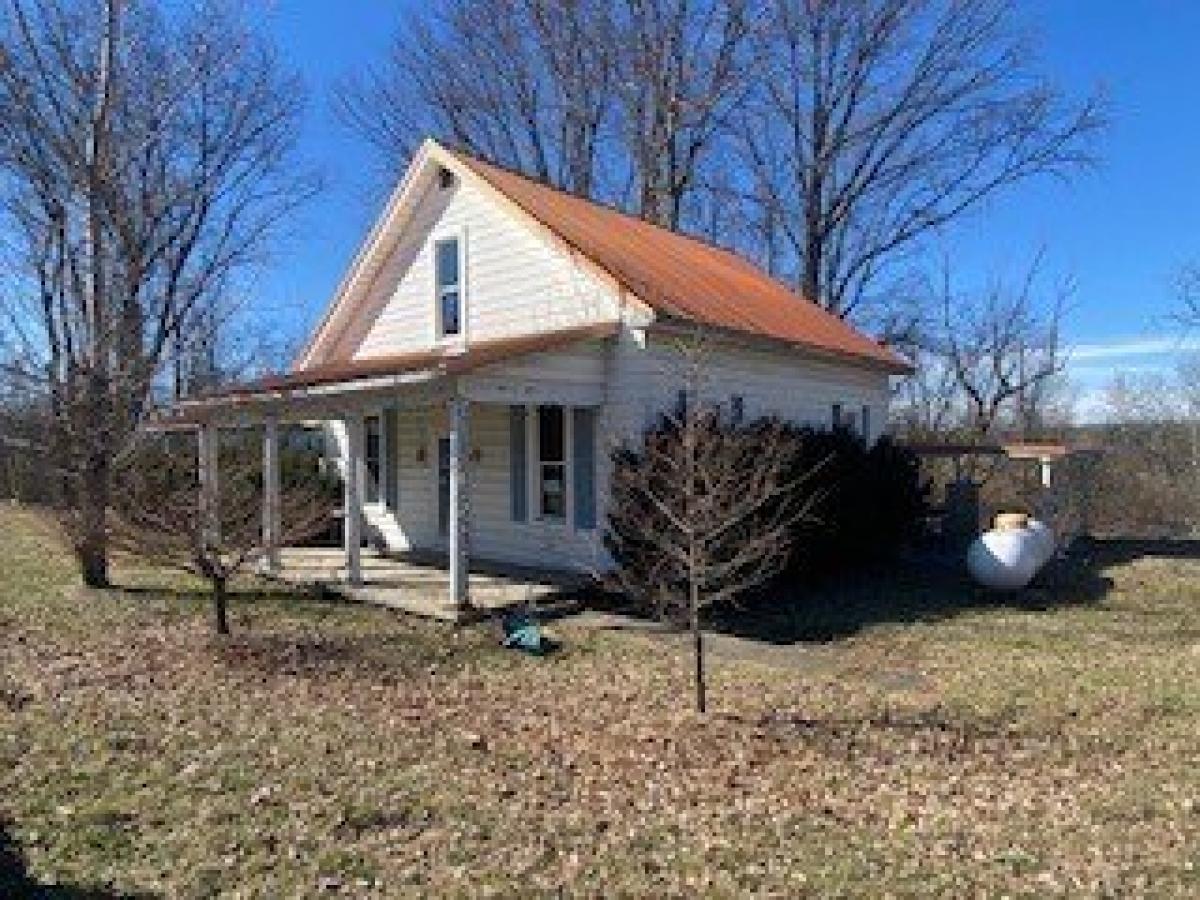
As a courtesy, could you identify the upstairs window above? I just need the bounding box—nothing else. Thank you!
[435,237,461,338]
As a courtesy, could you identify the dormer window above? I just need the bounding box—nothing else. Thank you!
[435,236,461,338]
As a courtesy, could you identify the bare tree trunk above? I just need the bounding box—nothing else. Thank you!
[691,582,705,715]
[212,575,229,636]
[77,453,111,587]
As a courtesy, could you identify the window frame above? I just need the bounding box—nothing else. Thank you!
[536,404,568,521]
[514,402,586,529]
[363,413,385,506]
[432,230,466,343]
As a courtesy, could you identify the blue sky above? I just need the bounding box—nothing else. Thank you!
[252,1,1200,416]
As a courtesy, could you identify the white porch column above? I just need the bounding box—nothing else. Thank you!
[344,416,364,585]
[448,397,470,611]
[197,424,220,548]
[262,417,281,573]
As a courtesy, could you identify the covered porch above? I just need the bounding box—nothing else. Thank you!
[164,325,613,623]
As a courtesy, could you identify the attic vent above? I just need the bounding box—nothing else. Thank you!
[438,167,456,190]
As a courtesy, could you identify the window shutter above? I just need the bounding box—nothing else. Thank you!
[509,405,527,521]
[384,408,399,512]
[572,407,597,530]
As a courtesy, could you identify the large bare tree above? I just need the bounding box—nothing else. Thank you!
[609,0,756,228]
[0,0,314,586]
[336,0,617,198]
[342,0,1099,330]
[735,0,1103,327]
[336,0,754,230]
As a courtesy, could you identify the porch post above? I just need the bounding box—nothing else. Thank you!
[344,416,364,585]
[197,424,220,548]
[262,417,281,573]
[448,397,470,611]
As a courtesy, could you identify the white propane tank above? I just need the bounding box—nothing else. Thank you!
[966,513,1053,591]
[1024,518,1055,568]
[967,528,1038,590]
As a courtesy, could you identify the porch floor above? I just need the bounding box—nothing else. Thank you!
[271,547,587,622]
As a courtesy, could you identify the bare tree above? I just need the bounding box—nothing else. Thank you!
[609,0,757,228]
[109,438,335,636]
[342,0,1098,330]
[336,0,753,230]
[735,0,1103,326]
[917,256,1070,439]
[604,333,823,713]
[336,0,617,198]
[0,0,314,585]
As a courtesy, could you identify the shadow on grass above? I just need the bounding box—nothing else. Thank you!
[111,583,348,611]
[581,539,1142,646]
[1077,536,1200,564]
[0,819,152,899]
[705,542,1120,645]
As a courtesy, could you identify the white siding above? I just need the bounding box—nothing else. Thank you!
[328,402,603,572]
[324,329,892,574]
[588,329,893,566]
[600,329,891,444]
[339,175,621,361]
[462,340,607,406]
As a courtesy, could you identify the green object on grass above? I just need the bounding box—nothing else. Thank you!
[501,612,550,655]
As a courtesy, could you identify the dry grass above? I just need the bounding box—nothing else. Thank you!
[2,505,1199,897]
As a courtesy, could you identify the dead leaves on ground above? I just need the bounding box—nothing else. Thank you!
[1,506,1199,896]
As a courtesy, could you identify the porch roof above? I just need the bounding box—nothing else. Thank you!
[159,321,618,425]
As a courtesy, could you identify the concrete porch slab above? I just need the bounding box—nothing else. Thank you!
[270,547,587,623]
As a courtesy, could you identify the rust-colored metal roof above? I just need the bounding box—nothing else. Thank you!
[181,322,619,405]
[453,150,911,373]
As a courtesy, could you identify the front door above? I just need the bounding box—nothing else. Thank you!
[437,436,450,538]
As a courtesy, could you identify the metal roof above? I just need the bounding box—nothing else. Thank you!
[453,149,912,374]
[172,322,619,410]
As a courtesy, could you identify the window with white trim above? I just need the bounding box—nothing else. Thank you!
[537,404,566,519]
[434,237,461,338]
[364,415,382,504]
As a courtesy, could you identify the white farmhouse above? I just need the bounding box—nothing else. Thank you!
[173,139,910,614]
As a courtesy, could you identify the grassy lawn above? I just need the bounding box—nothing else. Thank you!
[2,505,1199,897]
